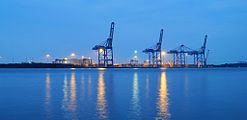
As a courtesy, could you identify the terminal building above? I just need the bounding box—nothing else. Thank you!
[54,57,93,67]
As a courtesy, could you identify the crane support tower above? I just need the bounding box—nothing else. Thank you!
[143,29,164,67]
[92,22,115,67]
[189,35,208,67]
[168,35,209,67]
[168,44,194,67]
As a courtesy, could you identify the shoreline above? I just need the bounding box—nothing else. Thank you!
[0,63,247,68]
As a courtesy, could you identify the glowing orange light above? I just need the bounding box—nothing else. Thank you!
[99,49,104,53]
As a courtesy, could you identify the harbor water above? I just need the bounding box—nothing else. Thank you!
[0,68,247,120]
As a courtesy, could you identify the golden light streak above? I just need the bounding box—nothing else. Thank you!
[97,71,108,119]
[156,72,170,119]
[61,73,78,120]
[69,72,77,111]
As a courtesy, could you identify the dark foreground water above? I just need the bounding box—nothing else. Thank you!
[0,68,247,120]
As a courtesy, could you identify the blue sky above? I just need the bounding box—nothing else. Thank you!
[0,0,246,64]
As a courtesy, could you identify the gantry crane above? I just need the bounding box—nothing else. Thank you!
[92,22,115,67]
[200,35,208,66]
[143,29,164,67]
[168,44,194,66]
[189,35,208,67]
[168,35,208,67]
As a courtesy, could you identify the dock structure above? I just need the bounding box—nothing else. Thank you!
[167,44,193,67]
[167,35,209,67]
[143,29,164,67]
[188,35,208,67]
[92,22,115,67]
[2,21,210,68]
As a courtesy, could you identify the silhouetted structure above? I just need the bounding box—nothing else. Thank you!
[188,35,208,67]
[167,35,209,67]
[143,29,164,67]
[92,22,115,67]
[168,44,193,67]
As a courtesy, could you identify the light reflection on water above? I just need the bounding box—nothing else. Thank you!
[45,73,52,119]
[156,72,170,120]
[97,71,108,120]
[145,74,149,98]
[61,72,78,120]
[42,70,171,120]
[88,74,92,97]
[14,69,240,120]
[81,73,85,98]
[69,72,77,112]
[44,70,170,120]
[45,73,51,105]
[1,68,246,120]
[129,72,141,119]
[62,74,68,111]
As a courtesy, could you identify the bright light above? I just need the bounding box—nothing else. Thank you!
[98,68,106,71]
[160,67,167,70]
[134,55,138,59]
[99,49,104,53]
[70,53,76,57]
[134,50,138,54]
[64,57,68,60]
[45,54,51,58]
[161,51,166,56]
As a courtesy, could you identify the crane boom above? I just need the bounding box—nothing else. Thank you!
[92,22,115,67]
[156,29,164,51]
[159,29,164,44]
[106,22,115,48]
[108,22,115,39]
[202,35,207,53]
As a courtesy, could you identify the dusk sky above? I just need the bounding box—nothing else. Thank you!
[0,0,246,64]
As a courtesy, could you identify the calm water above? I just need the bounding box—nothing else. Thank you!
[0,68,247,120]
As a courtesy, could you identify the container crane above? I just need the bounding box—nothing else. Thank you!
[92,22,115,67]
[143,29,164,67]
[190,35,208,67]
[168,44,194,66]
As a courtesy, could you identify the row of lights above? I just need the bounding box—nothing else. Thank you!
[132,50,167,55]
[45,53,81,58]
[45,52,90,60]
[131,50,167,63]
[132,50,167,57]
[1,51,166,62]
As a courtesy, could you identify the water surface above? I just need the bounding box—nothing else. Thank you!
[0,68,247,120]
